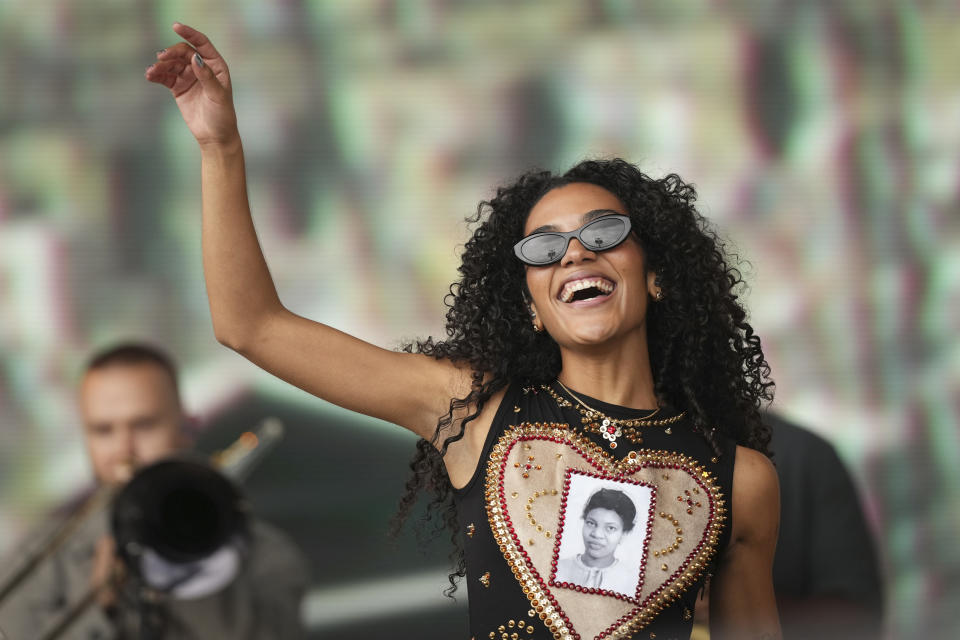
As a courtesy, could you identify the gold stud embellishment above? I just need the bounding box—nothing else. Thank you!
[525,489,557,540]
[653,512,683,558]
[479,572,491,588]
[466,523,476,538]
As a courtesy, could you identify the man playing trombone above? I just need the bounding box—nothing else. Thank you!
[0,343,308,639]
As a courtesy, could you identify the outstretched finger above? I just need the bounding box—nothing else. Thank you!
[172,22,222,61]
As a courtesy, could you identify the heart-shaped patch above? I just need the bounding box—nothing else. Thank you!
[484,422,725,639]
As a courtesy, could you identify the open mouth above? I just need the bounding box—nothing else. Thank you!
[559,278,615,303]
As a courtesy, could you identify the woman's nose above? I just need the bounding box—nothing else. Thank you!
[561,237,596,265]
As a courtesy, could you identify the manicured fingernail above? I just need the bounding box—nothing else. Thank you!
[195,53,204,67]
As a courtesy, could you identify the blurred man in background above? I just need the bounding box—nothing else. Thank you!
[692,414,884,640]
[769,414,884,640]
[0,343,308,639]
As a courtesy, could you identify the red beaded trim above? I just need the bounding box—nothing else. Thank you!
[548,468,657,604]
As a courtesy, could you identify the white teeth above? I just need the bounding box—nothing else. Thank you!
[559,278,614,303]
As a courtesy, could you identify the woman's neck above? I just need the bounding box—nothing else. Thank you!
[556,332,657,410]
[580,553,617,569]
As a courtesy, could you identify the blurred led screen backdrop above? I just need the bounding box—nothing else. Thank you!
[0,1,957,638]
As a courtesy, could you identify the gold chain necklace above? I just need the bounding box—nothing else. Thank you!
[543,381,686,449]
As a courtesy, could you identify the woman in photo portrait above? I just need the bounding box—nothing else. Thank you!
[555,488,640,596]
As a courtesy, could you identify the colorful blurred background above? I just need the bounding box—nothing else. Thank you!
[0,1,957,638]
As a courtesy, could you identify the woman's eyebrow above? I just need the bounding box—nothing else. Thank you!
[528,209,623,234]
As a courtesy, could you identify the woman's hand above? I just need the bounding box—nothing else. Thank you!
[145,23,238,147]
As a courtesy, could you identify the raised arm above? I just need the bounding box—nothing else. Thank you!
[144,24,466,440]
[709,445,782,640]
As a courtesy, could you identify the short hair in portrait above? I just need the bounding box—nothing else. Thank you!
[551,472,655,599]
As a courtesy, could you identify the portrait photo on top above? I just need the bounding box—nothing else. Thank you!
[143,20,781,640]
[551,478,655,600]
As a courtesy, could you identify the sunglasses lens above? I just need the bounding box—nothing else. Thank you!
[581,216,629,250]
[518,234,567,265]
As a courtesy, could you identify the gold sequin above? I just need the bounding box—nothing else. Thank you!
[466,523,476,538]
[514,406,522,413]
[480,572,491,588]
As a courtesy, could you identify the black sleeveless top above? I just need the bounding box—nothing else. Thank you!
[454,383,736,640]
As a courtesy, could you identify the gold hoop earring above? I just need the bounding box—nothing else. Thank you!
[530,307,543,332]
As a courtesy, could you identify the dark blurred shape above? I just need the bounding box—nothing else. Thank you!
[113,457,247,566]
[769,413,884,640]
[743,33,799,160]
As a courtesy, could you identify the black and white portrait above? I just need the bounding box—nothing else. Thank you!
[552,472,654,598]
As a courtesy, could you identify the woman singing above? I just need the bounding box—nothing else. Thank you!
[146,23,781,640]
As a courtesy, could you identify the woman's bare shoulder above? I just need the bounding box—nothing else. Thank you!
[730,445,780,544]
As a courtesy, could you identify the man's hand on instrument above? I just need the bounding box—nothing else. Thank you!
[90,535,123,612]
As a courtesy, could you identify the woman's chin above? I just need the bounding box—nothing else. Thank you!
[556,324,627,350]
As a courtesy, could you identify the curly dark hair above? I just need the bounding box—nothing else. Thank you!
[391,157,774,595]
[583,488,637,533]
